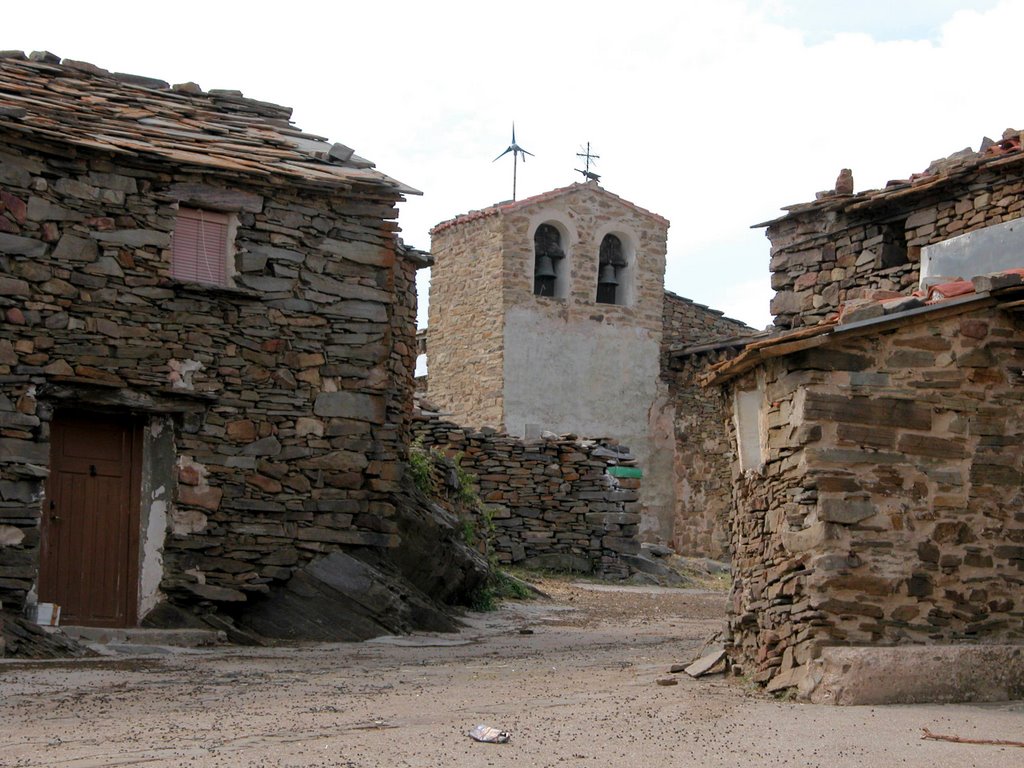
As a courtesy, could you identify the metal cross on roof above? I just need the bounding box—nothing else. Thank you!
[575,142,601,182]
[494,123,534,201]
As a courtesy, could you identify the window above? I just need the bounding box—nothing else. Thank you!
[171,207,232,286]
[860,220,908,271]
[596,233,626,304]
[734,388,765,472]
[533,223,566,297]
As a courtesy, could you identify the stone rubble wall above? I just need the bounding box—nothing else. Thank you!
[725,307,1024,687]
[767,169,1024,329]
[661,291,752,559]
[412,411,643,579]
[0,132,416,617]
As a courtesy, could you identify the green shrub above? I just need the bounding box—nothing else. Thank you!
[470,569,534,612]
[408,438,435,495]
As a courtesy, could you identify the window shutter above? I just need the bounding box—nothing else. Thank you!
[171,208,230,286]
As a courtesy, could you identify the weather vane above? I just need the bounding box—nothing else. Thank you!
[575,142,601,182]
[494,123,533,201]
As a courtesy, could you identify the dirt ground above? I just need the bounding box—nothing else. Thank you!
[1,579,1021,768]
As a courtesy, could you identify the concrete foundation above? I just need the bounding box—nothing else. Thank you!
[787,645,1024,705]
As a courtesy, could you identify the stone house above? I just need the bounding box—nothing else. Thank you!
[708,131,1024,700]
[427,182,751,551]
[0,52,482,637]
[662,305,755,560]
[765,130,1024,330]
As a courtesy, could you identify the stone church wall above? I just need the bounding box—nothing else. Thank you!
[426,215,506,429]
[428,184,675,541]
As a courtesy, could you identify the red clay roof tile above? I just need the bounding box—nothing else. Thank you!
[430,181,669,235]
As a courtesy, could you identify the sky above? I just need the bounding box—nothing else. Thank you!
[6,0,1021,330]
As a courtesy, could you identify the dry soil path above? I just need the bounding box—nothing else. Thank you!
[1,579,1021,767]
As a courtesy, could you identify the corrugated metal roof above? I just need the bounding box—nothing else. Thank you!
[0,51,419,197]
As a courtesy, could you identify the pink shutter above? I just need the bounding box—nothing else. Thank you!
[172,208,229,286]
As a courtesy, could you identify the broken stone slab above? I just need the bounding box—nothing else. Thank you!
[684,647,727,678]
[328,143,355,163]
[0,233,46,257]
[766,663,813,694]
[183,583,247,602]
[972,270,1024,292]
[840,300,885,324]
[7,463,48,479]
[641,542,674,558]
[619,553,683,584]
[880,296,925,314]
[699,558,730,575]
[233,550,460,642]
[1,611,97,659]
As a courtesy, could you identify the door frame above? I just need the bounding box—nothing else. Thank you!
[39,410,145,627]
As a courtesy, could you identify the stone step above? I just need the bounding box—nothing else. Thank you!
[60,626,226,648]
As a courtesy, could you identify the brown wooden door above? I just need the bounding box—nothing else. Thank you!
[39,412,142,627]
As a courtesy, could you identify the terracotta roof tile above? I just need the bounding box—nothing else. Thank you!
[0,52,419,196]
[430,181,669,235]
[702,268,1024,385]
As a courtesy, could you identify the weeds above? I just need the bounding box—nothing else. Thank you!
[471,570,535,612]
[408,438,435,495]
[408,438,532,612]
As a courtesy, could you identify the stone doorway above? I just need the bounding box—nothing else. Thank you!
[39,411,143,627]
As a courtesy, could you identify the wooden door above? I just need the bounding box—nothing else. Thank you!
[39,412,142,627]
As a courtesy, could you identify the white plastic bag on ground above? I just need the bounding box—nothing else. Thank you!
[468,724,511,743]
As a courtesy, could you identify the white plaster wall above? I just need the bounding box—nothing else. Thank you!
[503,307,674,540]
[503,307,660,439]
[138,416,173,619]
[921,215,1024,287]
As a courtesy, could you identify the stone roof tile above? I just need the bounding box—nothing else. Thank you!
[0,53,419,197]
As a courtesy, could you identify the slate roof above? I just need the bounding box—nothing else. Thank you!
[0,51,418,196]
[701,270,1024,386]
[755,130,1024,228]
[430,181,669,235]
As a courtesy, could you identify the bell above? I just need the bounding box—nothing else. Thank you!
[535,254,557,279]
[598,262,619,286]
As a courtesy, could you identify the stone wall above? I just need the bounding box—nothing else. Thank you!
[723,305,1024,688]
[0,131,416,618]
[412,411,643,579]
[426,215,506,428]
[661,291,752,558]
[766,154,1024,329]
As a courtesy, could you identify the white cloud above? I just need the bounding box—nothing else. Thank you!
[7,0,1024,332]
